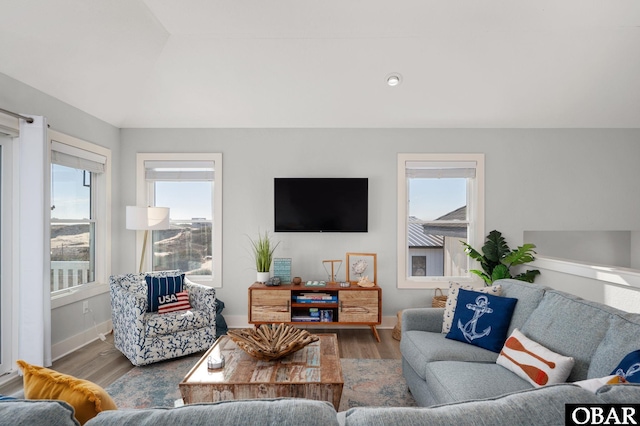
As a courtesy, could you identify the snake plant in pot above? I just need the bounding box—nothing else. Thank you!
[249,231,280,283]
[461,230,540,286]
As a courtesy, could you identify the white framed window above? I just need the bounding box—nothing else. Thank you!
[397,153,484,289]
[136,153,223,288]
[49,131,111,296]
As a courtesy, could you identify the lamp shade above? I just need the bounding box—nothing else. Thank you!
[126,206,170,230]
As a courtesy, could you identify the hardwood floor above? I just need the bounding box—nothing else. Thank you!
[0,327,400,396]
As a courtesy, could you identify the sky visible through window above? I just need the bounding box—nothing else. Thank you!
[52,165,212,221]
[51,164,90,219]
[409,178,466,221]
[155,181,212,221]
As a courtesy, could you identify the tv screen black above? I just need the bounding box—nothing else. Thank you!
[274,178,368,232]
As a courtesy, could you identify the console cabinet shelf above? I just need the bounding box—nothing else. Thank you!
[248,282,382,341]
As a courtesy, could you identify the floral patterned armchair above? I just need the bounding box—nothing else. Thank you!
[109,271,217,366]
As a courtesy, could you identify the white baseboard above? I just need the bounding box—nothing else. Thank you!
[224,315,398,330]
[51,319,113,362]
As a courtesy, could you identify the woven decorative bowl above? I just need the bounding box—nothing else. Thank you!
[227,324,319,361]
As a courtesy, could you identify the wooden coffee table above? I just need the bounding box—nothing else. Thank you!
[179,333,343,409]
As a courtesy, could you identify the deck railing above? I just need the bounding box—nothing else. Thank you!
[51,261,91,291]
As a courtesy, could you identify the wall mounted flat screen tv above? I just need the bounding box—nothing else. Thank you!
[274,178,368,232]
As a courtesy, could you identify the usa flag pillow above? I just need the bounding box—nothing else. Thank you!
[157,291,192,314]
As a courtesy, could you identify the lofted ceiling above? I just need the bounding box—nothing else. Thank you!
[1,0,639,128]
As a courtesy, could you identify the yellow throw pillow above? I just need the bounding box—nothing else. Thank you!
[17,359,117,425]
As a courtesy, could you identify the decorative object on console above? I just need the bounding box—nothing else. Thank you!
[126,206,171,273]
[497,328,575,387]
[249,230,280,283]
[273,258,291,284]
[346,252,377,285]
[357,276,375,287]
[445,288,517,353]
[292,276,302,285]
[227,323,319,361]
[442,281,502,333]
[265,277,281,286]
[322,259,343,283]
[461,230,540,285]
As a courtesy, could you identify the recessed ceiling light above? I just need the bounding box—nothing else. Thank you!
[386,73,402,87]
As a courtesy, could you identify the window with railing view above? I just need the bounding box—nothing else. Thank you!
[50,165,96,291]
[50,138,106,293]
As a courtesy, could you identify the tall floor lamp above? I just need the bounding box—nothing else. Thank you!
[126,206,171,273]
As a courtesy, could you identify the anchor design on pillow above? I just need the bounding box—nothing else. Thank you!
[457,294,493,342]
[616,363,640,380]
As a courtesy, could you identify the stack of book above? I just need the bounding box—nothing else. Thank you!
[291,315,320,322]
[294,293,338,304]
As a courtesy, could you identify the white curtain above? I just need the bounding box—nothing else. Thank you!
[18,115,52,367]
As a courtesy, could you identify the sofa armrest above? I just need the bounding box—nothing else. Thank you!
[184,279,217,313]
[402,307,445,333]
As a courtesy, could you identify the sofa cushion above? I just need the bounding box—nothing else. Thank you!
[401,330,499,380]
[520,290,613,381]
[497,328,574,387]
[494,279,547,335]
[84,398,339,426]
[17,360,117,425]
[423,360,532,405]
[0,399,80,426]
[442,282,502,333]
[589,313,640,379]
[596,383,640,403]
[446,289,517,353]
[342,384,603,426]
[144,309,212,337]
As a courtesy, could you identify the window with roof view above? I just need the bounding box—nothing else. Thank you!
[397,153,484,289]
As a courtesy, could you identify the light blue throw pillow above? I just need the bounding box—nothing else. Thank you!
[446,288,517,353]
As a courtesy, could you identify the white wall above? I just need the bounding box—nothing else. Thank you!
[118,129,640,318]
[524,231,632,268]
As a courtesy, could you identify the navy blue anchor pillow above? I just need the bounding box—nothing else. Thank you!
[446,288,518,353]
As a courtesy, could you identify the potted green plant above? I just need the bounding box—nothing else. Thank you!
[461,230,540,286]
[249,231,280,283]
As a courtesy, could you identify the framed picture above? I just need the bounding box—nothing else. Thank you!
[346,252,377,285]
[273,258,292,284]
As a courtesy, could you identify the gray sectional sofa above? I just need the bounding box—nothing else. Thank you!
[3,386,640,426]
[400,278,640,407]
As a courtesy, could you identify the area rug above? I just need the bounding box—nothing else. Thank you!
[105,357,416,412]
